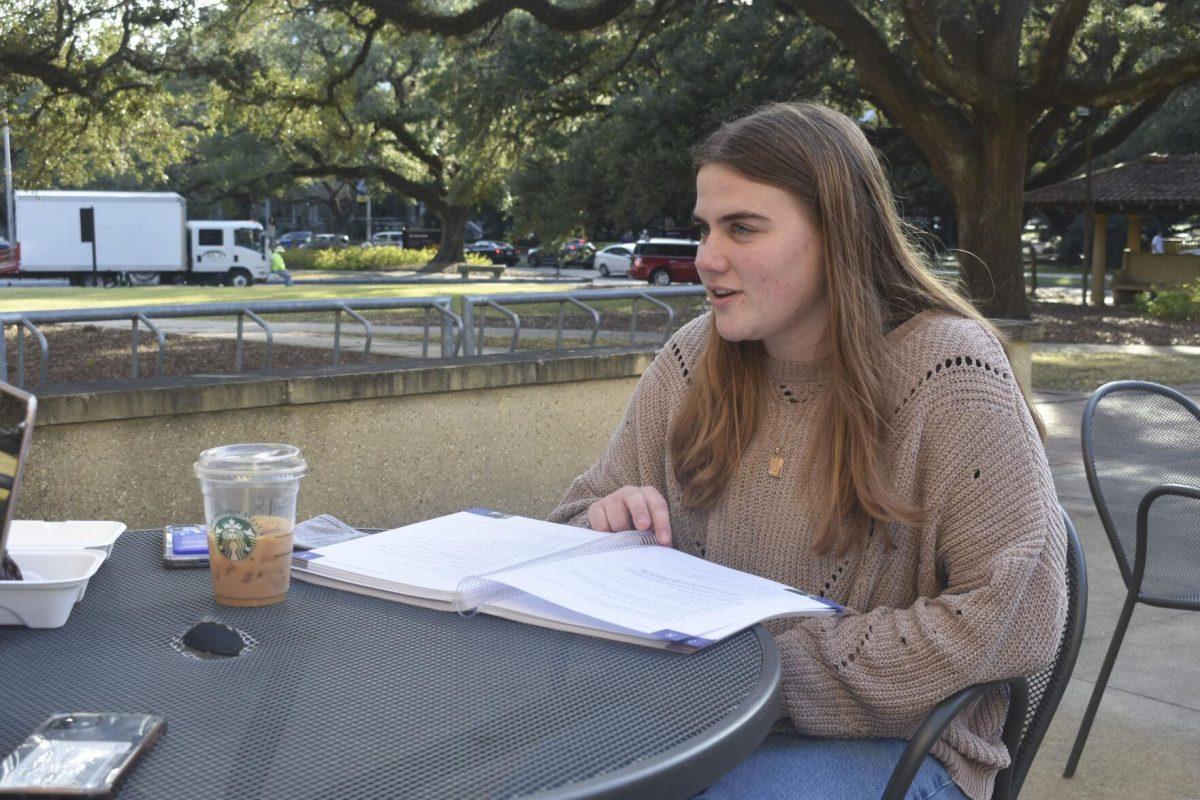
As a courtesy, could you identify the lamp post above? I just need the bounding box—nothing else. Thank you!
[1077,106,1095,305]
[2,112,14,244]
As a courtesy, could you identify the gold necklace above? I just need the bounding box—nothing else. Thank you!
[768,445,785,478]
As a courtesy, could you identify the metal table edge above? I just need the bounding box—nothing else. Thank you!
[124,528,781,799]
[524,625,782,800]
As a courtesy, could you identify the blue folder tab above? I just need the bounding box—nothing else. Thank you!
[466,508,511,519]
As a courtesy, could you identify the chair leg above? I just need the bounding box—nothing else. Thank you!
[1064,592,1137,778]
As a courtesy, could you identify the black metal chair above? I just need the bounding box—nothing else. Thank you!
[1063,380,1200,777]
[881,507,1087,800]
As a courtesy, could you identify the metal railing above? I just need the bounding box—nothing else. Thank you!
[0,286,707,389]
[460,286,705,356]
[0,297,462,389]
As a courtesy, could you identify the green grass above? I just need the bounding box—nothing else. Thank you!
[0,283,589,314]
[1029,274,1094,288]
[1033,350,1200,392]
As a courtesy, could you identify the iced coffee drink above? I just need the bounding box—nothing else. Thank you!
[194,445,308,607]
[206,514,294,606]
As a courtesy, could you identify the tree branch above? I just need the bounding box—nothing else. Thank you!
[1061,51,1200,107]
[341,0,635,35]
[286,147,444,207]
[779,0,975,187]
[1026,86,1174,188]
[1,0,185,102]
[1030,0,1090,97]
[980,0,1030,81]
[898,0,990,108]
[1026,104,1073,165]
[320,19,383,105]
[372,115,446,182]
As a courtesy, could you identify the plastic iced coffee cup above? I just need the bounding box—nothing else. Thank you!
[193,444,308,607]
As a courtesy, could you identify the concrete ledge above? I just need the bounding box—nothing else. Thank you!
[20,349,658,529]
[36,347,657,426]
[990,317,1042,343]
[982,319,1040,401]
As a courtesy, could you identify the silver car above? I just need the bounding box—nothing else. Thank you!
[593,244,634,277]
[367,230,406,248]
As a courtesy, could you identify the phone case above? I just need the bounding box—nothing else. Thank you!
[162,525,209,568]
[0,712,165,796]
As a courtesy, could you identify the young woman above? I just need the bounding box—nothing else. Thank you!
[548,103,1067,800]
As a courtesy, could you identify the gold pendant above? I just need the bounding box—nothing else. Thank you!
[768,447,784,478]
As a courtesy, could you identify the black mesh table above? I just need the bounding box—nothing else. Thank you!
[0,532,781,799]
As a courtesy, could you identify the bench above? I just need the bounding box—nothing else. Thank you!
[458,265,505,280]
[1114,251,1200,304]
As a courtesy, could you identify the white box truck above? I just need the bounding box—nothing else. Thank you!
[10,191,270,286]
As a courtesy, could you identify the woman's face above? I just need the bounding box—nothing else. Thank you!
[692,163,829,362]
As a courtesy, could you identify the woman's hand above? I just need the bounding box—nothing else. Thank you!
[587,485,672,546]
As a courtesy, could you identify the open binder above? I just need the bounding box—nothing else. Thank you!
[292,509,840,652]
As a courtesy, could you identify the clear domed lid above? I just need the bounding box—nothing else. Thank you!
[193,443,308,482]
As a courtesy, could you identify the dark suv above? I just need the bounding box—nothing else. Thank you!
[629,239,700,285]
[277,230,313,250]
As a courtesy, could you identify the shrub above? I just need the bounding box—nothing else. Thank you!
[282,246,491,271]
[1135,283,1200,322]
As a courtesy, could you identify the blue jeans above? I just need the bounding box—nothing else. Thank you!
[694,734,968,800]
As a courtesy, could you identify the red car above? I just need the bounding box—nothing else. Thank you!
[629,239,700,285]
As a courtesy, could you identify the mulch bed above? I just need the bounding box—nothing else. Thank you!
[2,325,398,388]
[1032,300,1200,345]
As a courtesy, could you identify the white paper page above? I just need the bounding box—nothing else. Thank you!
[297,512,603,594]
[489,592,654,639]
[488,593,790,650]
[489,545,835,637]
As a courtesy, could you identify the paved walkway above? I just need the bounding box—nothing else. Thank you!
[1035,341,1200,357]
[87,317,669,358]
[1021,387,1200,799]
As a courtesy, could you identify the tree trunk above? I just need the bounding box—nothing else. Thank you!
[951,130,1031,320]
[423,204,470,273]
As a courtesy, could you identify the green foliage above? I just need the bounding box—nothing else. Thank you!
[181,2,590,259]
[281,246,490,270]
[1135,284,1200,322]
[1,2,198,193]
[10,86,196,189]
[508,2,860,240]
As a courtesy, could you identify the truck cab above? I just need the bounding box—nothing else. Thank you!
[186,221,270,286]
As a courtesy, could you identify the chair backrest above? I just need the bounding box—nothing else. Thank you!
[997,507,1087,799]
[1081,381,1200,593]
[0,382,37,541]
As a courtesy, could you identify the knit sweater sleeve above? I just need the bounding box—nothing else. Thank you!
[773,322,1068,738]
[546,349,675,528]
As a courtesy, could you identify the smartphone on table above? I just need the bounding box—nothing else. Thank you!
[162,524,209,568]
[0,713,165,796]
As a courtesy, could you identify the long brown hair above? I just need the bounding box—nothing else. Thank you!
[670,102,1044,556]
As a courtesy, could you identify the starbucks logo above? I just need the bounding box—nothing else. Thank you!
[213,515,257,560]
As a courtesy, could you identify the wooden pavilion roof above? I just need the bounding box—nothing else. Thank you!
[1023,154,1200,213]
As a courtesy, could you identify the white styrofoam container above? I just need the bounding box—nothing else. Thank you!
[0,549,106,628]
[7,520,126,556]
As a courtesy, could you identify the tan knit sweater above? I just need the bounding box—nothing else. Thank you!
[549,309,1067,800]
